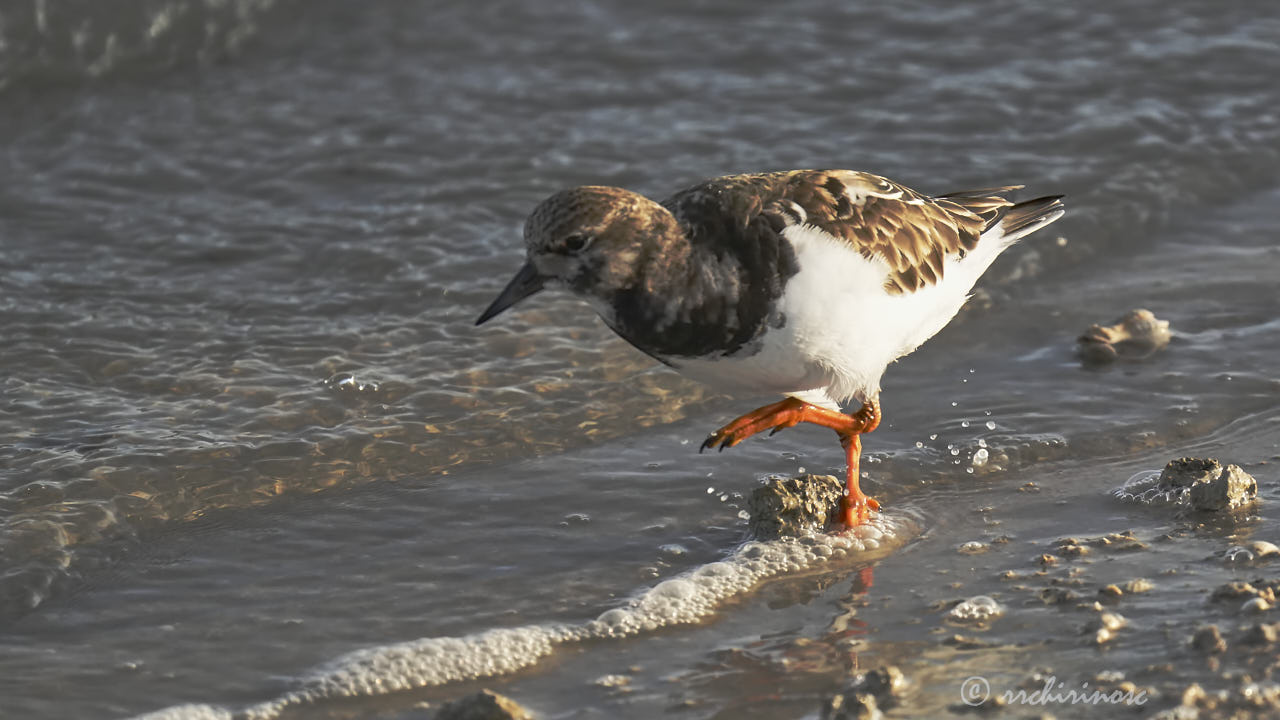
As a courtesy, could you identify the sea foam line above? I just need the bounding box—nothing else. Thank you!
[132,514,913,720]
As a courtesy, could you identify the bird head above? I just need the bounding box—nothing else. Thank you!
[475,186,673,325]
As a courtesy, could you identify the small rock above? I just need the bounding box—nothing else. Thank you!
[1040,587,1079,606]
[1077,308,1171,365]
[821,689,882,720]
[1087,531,1149,552]
[1085,611,1127,644]
[1242,596,1273,613]
[1239,622,1279,646]
[1188,464,1259,511]
[748,474,845,540]
[592,674,631,688]
[1190,625,1227,655]
[1158,457,1222,489]
[435,690,534,720]
[1211,581,1259,601]
[1249,541,1280,559]
[1099,612,1127,631]
[1099,584,1124,602]
[1055,537,1091,557]
[1125,578,1155,593]
[838,666,906,710]
[944,634,996,650]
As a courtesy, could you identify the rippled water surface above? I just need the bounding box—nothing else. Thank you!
[2,2,1279,718]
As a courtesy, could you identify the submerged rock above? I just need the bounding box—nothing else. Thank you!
[1077,308,1171,364]
[748,474,845,540]
[435,689,534,720]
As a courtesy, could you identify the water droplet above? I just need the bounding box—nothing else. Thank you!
[985,421,996,430]
[737,510,750,520]
[706,487,715,494]
[929,434,938,441]
[915,441,923,449]
[951,401,958,407]
[961,420,970,427]
[797,466,806,473]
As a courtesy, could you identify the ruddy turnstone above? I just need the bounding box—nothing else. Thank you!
[476,170,1064,527]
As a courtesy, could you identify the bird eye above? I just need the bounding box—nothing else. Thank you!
[562,234,592,252]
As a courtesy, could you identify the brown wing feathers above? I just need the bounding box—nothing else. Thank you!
[782,170,1005,294]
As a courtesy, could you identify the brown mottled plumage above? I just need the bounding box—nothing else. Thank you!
[663,170,1025,295]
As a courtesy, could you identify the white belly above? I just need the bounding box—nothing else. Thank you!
[673,223,1015,409]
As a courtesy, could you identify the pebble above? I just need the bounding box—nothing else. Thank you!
[1077,308,1171,364]
[1242,597,1273,613]
[1239,623,1279,646]
[1124,578,1154,593]
[1190,625,1227,655]
[1249,541,1279,559]
[434,690,533,720]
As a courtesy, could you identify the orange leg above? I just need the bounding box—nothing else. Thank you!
[701,397,882,526]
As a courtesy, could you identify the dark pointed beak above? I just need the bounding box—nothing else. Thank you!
[475,261,546,325]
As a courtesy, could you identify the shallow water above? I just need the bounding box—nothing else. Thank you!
[2,1,1279,718]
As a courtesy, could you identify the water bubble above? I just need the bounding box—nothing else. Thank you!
[985,421,996,430]
[950,448,960,456]
[951,401,958,407]
[915,441,923,449]
[1224,546,1255,565]
[961,420,970,428]
[929,434,938,441]
[706,487,715,494]
[797,466,806,474]
[972,448,989,468]
[948,595,1004,624]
